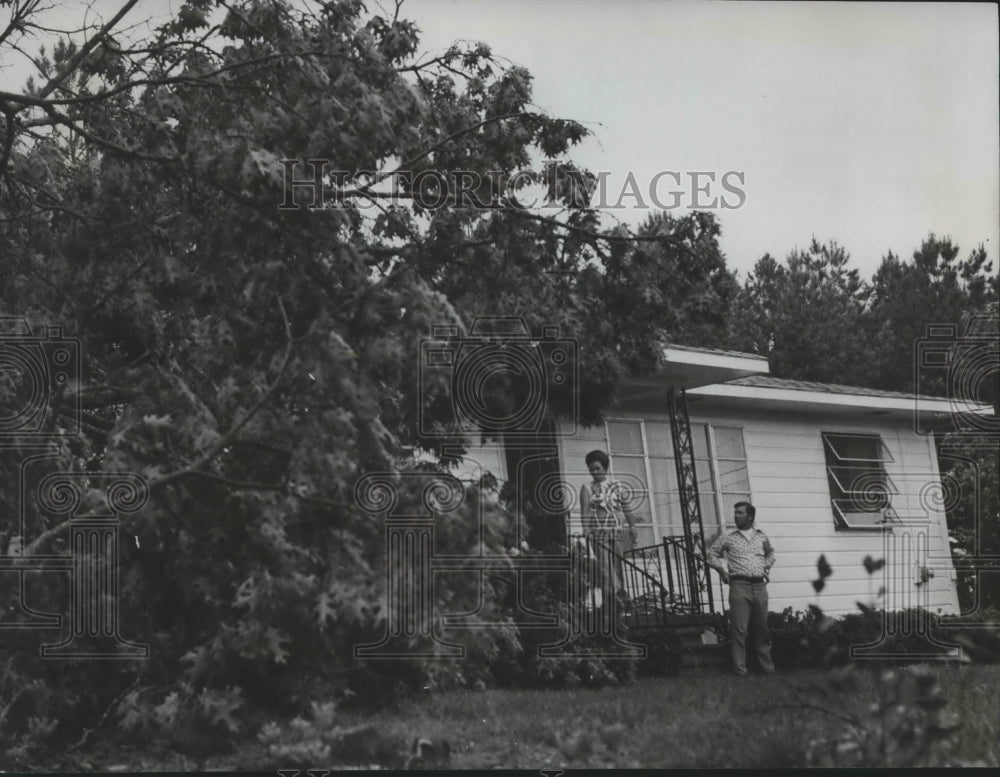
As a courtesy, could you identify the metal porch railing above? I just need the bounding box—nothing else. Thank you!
[624,534,728,639]
[577,532,728,640]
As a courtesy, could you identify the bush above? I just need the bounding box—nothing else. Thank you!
[487,541,642,689]
[630,627,685,678]
[768,605,1000,671]
[941,608,1000,664]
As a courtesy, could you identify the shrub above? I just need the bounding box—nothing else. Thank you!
[768,606,970,670]
[630,627,685,678]
[488,540,641,689]
[769,603,1000,671]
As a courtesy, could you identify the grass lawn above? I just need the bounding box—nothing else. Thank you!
[71,662,999,771]
[359,663,999,770]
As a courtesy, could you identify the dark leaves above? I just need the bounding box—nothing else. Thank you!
[813,554,833,591]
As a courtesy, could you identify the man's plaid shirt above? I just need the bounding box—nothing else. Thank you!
[706,527,775,579]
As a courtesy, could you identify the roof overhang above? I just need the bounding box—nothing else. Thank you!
[616,347,770,404]
[688,381,996,421]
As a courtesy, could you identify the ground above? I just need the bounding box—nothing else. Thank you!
[37,663,1000,771]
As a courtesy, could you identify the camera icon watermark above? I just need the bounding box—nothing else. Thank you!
[418,317,579,441]
[913,316,999,439]
[0,317,81,439]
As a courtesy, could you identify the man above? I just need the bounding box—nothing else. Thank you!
[706,501,776,676]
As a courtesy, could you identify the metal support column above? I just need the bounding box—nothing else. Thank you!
[667,387,713,613]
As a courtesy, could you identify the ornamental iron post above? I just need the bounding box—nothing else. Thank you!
[667,387,713,614]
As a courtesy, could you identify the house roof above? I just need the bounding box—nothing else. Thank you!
[660,343,773,362]
[619,344,994,422]
[688,372,995,420]
[728,374,932,400]
[616,344,770,403]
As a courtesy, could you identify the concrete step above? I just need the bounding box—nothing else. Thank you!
[673,624,726,646]
[623,610,725,629]
[683,642,730,668]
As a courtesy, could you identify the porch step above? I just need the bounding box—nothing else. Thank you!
[673,625,720,647]
[623,611,726,636]
[682,642,730,668]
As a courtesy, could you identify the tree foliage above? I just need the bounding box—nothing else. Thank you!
[1,0,996,766]
[730,234,997,395]
[868,237,997,395]
[728,240,871,385]
[0,0,740,763]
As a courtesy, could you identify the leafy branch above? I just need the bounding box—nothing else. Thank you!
[13,296,294,560]
[146,295,294,492]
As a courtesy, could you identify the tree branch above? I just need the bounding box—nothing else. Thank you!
[76,385,141,410]
[0,49,353,108]
[12,300,293,561]
[35,0,143,101]
[0,108,16,173]
[83,254,158,322]
[69,672,145,753]
[186,470,285,492]
[359,111,534,197]
[146,296,294,492]
[506,207,695,247]
[41,103,177,163]
[736,701,865,738]
[0,0,44,51]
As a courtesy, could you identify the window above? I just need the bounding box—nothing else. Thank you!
[712,426,752,526]
[604,419,750,543]
[645,419,679,540]
[606,420,654,543]
[822,433,897,529]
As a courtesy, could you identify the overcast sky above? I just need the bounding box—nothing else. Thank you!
[409,0,999,279]
[3,0,997,280]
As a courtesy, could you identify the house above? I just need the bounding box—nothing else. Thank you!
[460,344,994,618]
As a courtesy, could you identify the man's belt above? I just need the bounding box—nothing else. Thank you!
[730,575,765,583]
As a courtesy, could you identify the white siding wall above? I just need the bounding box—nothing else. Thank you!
[555,401,961,617]
[455,439,507,488]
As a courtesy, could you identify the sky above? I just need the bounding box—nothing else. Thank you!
[2,0,997,281]
[406,0,999,280]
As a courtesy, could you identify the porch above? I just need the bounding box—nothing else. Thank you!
[574,531,728,638]
[512,345,770,650]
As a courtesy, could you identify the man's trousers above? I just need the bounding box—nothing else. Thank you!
[728,579,775,675]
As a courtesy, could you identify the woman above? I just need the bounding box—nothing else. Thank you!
[579,449,638,605]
